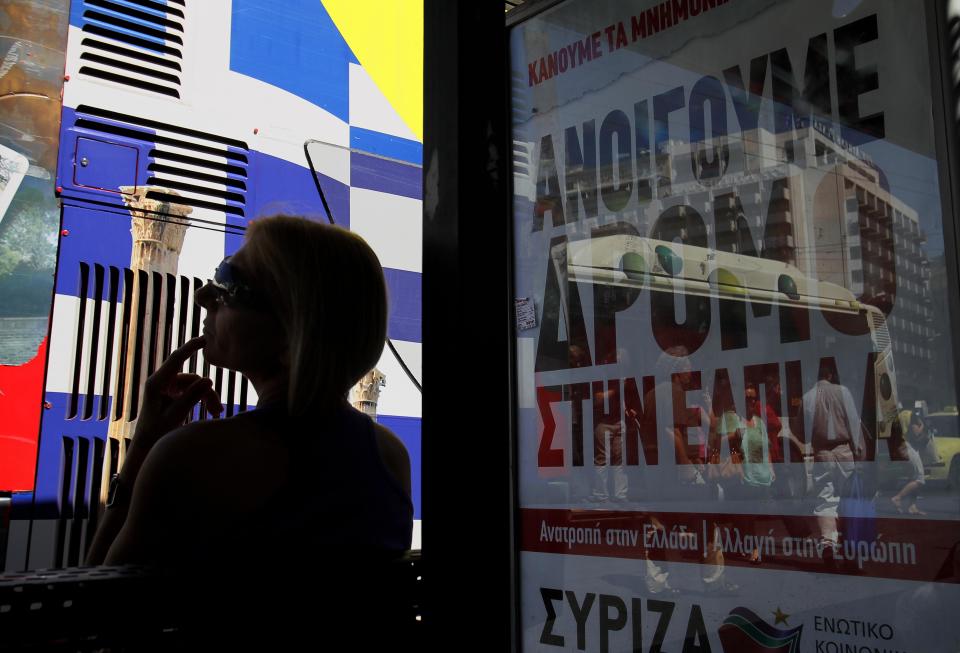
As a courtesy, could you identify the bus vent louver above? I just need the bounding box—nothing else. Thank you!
[73,105,249,217]
[78,0,186,99]
[870,309,892,351]
[54,436,105,568]
[67,262,250,424]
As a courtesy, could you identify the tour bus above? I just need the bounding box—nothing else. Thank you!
[0,0,423,571]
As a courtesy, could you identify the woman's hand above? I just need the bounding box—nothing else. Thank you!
[86,338,221,566]
[133,337,223,451]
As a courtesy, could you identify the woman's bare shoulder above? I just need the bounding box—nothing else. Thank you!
[157,411,281,453]
[372,422,409,461]
[147,416,247,464]
[146,413,290,503]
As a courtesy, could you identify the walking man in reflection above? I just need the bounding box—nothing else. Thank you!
[803,360,864,563]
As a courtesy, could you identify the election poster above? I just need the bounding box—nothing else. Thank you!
[510,1,960,651]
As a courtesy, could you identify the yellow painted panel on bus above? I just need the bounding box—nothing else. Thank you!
[323,0,423,142]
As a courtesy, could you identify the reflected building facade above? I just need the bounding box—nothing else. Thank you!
[514,114,936,406]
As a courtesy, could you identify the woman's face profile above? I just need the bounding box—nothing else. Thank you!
[195,243,287,378]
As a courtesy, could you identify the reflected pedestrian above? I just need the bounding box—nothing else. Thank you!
[891,410,928,515]
[803,363,863,562]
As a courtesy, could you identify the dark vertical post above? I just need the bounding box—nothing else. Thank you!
[423,1,516,650]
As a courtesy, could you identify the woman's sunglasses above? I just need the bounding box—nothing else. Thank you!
[208,256,269,310]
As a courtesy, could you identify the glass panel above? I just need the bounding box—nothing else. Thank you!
[510,2,960,651]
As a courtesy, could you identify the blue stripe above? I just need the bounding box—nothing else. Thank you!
[71,0,174,31]
[33,392,111,518]
[83,17,169,48]
[97,0,172,22]
[350,127,423,165]
[378,415,421,520]
[351,151,421,200]
[70,0,86,28]
[230,0,355,122]
[384,268,421,343]
[84,6,175,38]
[11,491,34,519]
[55,205,135,296]
[224,231,246,258]
[247,150,349,228]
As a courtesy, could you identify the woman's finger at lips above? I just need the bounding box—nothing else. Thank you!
[154,337,207,380]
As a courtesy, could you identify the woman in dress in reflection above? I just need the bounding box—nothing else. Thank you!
[86,215,413,644]
[737,383,775,563]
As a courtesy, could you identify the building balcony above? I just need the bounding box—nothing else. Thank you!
[767,209,793,227]
[716,194,737,211]
[765,234,796,249]
[859,216,879,236]
[770,184,791,202]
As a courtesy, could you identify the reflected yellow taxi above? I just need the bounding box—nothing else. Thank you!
[921,411,960,490]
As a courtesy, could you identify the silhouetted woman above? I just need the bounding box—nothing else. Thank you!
[86,215,413,646]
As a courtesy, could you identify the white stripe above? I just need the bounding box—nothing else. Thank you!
[47,295,82,395]
[411,520,422,550]
[348,63,418,141]
[349,188,422,273]
[146,178,232,199]
[153,129,238,154]
[374,340,421,419]
[79,62,180,92]
[176,220,227,279]
[80,48,180,79]
[138,194,234,218]
[150,141,237,165]
[46,293,123,400]
[90,292,112,403]
[149,155,243,179]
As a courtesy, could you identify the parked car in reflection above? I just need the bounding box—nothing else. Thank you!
[922,411,960,491]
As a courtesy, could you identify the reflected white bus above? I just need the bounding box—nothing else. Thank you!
[551,233,901,467]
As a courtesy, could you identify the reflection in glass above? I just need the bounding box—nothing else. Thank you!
[511,0,960,650]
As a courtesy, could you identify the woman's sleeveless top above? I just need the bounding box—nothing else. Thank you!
[192,401,413,571]
[259,401,413,555]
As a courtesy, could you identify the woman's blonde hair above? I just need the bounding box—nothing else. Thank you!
[243,215,387,416]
